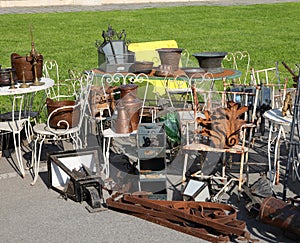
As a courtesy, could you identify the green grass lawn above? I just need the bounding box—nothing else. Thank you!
[0,2,299,81]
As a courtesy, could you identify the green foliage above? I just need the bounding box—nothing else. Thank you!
[0,3,299,82]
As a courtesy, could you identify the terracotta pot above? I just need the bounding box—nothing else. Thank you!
[46,98,80,129]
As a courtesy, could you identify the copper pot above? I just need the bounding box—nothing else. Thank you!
[11,53,43,82]
[120,83,138,98]
[46,98,80,129]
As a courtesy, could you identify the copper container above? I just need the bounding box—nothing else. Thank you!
[120,83,138,98]
[11,53,43,82]
[46,98,80,129]
[119,84,142,131]
[113,105,132,134]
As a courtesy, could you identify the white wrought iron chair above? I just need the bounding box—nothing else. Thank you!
[98,72,150,178]
[250,63,288,109]
[222,51,251,85]
[30,71,94,185]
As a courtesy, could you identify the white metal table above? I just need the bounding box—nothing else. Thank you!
[0,77,55,177]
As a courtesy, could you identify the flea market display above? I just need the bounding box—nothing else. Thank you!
[1,25,300,243]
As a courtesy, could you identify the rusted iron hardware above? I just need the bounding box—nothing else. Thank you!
[107,194,253,242]
[195,100,248,148]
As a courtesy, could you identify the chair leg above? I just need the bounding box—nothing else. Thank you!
[13,131,25,178]
[238,152,245,192]
[31,134,46,185]
[24,119,34,144]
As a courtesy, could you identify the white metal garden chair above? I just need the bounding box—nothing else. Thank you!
[30,71,94,185]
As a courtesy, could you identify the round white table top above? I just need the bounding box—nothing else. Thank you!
[0,77,54,96]
[263,108,293,126]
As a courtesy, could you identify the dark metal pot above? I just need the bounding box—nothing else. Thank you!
[156,48,184,71]
[0,67,17,86]
[193,52,227,74]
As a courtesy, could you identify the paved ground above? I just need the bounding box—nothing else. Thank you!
[1,1,300,242]
[0,126,299,243]
[0,0,300,14]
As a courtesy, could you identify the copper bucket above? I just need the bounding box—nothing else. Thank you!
[46,98,80,129]
[11,53,43,82]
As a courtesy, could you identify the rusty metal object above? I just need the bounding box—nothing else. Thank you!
[196,100,248,148]
[107,194,252,242]
[259,197,300,237]
[282,91,293,116]
[89,85,118,117]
